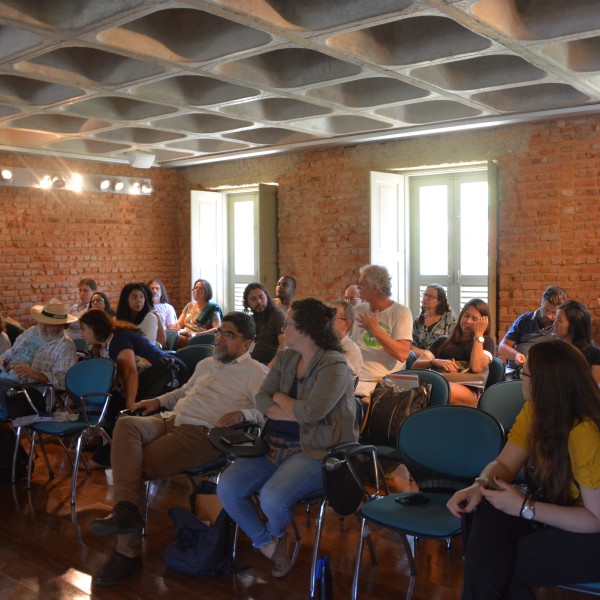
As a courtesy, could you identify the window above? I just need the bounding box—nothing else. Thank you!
[190,185,278,313]
[370,165,496,327]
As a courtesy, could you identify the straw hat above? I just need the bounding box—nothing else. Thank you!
[30,298,78,325]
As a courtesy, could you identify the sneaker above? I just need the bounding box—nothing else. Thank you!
[92,552,142,586]
[91,501,145,537]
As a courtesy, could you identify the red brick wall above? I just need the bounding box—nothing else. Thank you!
[185,116,600,340]
[0,154,192,327]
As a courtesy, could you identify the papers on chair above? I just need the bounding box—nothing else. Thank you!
[385,374,420,391]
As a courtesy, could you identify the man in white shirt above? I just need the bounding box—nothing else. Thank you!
[147,279,177,330]
[351,265,412,397]
[330,300,363,377]
[90,311,269,587]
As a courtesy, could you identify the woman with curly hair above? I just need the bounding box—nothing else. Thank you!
[217,298,358,578]
[447,339,600,598]
[412,284,456,357]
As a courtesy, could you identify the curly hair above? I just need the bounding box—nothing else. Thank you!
[79,309,142,342]
[419,284,452,320]
[242,282,276,313]
[526,339,600,505]
[359,265,392,298]
[116,283,152,325]
[542,285,568,306]
[289,298,342,352]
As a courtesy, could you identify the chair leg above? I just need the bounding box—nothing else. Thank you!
[352,511,377,565]
[399,533,418,576]
[352,517,368,600]
[70,434,85,505]
[11,425,23,484]
[309,499,327,598]
[142,480,151,537]
[27,432,37,490]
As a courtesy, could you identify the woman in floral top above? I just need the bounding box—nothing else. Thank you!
[173,279,222,346]
[412,284,456,357]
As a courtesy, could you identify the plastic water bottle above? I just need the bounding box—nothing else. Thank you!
[316,556,333,600]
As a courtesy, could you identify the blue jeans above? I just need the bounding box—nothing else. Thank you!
[217,452,323,548]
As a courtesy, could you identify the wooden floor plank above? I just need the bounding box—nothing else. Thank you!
[0,437,592,599]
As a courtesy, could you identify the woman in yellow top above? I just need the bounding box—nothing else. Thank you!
[447,339,600,599]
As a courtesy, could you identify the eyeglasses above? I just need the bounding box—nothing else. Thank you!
[215,327,245,341]
[282,321,297,330]
[422,293,438,300]
[344,296,359,302]
[192,287,205,292]
[90,298,105,305]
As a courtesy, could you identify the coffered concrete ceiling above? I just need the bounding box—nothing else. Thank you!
[0,0,599,168]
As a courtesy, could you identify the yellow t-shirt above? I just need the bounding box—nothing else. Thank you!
[508,401,600,502]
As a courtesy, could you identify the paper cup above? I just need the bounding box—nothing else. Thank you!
[105,468,114,486]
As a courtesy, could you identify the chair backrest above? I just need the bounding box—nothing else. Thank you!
[189,332,216,346]
[478,380,525,438]
[485,357,506,389]
[401,369,450,407]
[73,337,89,353]
[165,328,179,351]
[65,358,116,411]
[175,344,214,373]
[398,405,504,492]
[406,350,417,369]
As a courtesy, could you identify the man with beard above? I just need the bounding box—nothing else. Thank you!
[0,298,78,390]
[273,275,296,313]
[243,282,286,365]
[90,311,269,587]
[147,278,177,330]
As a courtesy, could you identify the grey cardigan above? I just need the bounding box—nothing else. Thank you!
[256,347,358,459]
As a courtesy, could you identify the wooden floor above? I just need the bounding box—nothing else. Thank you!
[0,436,593,600]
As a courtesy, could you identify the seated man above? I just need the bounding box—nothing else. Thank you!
[0,298,78,392]
[343,283,362,306]
[330,300,363,377]
[243,282,285,365]
[498,285,568,365]
[147,278,177,330]
[351,265,412,397]
[68,278,96,339]
[273,275,296,313]
[90,311,269,587]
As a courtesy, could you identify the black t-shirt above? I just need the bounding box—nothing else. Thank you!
[429,335,495,362]
[109,329,166,366]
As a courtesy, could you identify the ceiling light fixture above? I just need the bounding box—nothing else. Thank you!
[141,182,152,194]
[0,168,13,183]
[50,175,65,189]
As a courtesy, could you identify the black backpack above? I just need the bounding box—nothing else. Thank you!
[136,357,189,401]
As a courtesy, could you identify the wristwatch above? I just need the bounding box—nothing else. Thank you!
[475,336,485,343]
[520,495,536,520]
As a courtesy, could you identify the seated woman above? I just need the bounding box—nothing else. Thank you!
[447,340,600,599]
[79,309,172,410]
[217,298,357,577]
[413,298,494,406]
[173,279,222,346]
[89,291,116,317]
[115,283,166,348]
[412,284,456,357]
[554,299,600,383]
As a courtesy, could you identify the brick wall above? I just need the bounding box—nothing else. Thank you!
[185,115,600,340]
[0,154,192,327]
[2,116,600,340]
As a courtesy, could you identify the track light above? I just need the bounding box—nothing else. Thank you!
[98,177,125,192]
[0,168,13,183]
[141,182,152,194]
[50,175,65,189]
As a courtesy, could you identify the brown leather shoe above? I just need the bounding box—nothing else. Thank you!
[91,501,144,537]
[92,552,142,586]
[270,532,291,578]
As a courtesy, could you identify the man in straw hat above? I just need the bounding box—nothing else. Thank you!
[0,298,78,390]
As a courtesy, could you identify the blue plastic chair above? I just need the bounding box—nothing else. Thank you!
[25,358,115,505]
[478,380,525,438]
[188,332,216,346]
[485,357,506,389]
[352,406,504,599]
[175,344,214,374]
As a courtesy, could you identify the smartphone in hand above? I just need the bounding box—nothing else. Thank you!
[475,476,502,491]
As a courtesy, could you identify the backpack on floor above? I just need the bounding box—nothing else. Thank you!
[163,481,230,576]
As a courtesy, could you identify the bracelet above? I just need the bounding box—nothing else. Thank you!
[520,494,529,516]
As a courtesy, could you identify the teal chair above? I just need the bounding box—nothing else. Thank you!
[559,583,600,596]
[25,358,115,505]
[485,357,506,389]
[175,344,214,374]
[188,332,216,346]
[352,405,504,599]
[478,380,525,438]
[164,328,179,351]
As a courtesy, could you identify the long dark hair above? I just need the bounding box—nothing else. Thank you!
[290,298,342,352]
[90,291,115,317]
[79,309,142,343]
[419,284,452,320]
[557,300,593,351]
[527,339,600,504]
[116,283,152,325]
[148,279,170,304]
[437,298,491,354]
[242,282,276,313]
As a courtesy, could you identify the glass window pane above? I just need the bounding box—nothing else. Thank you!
[419,185,448,276]
[233,200,254,275]
[460,181,488,276]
